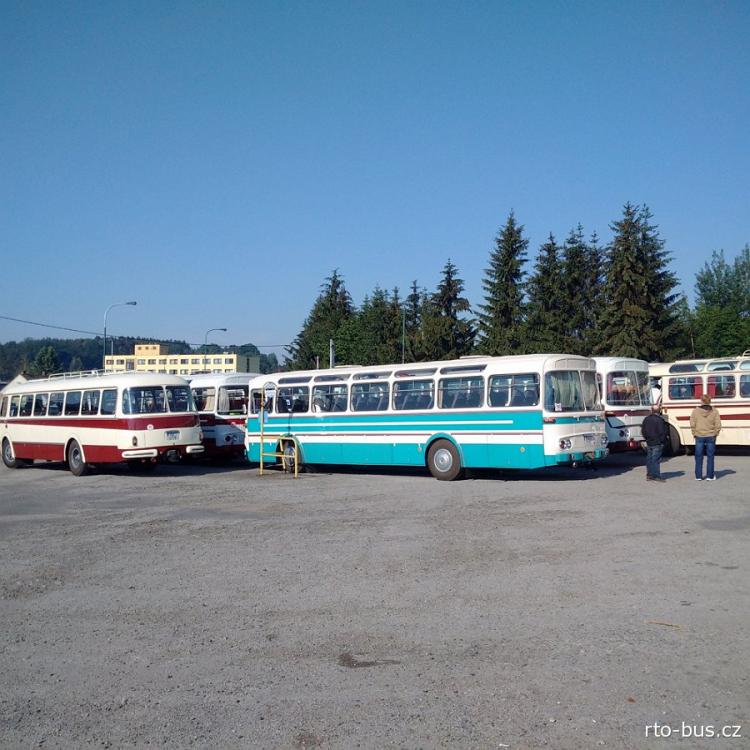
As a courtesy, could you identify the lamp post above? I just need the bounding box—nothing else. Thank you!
[103,301,137,370]
[203,327,227,371]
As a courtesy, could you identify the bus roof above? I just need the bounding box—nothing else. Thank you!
[187,372,259,388]
[1,370,192,394]
[248,353,597,387]
[593,357,649,371]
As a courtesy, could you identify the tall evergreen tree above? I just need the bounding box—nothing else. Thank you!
[286,270,354,369]
[476,212,528,354]
[403,280,424,361]
[582,231,605,353]
[339,287,403,366]
[597,203,675,359]
[420,260,474,360]
[637,205,682,359]
[523,234,566,352]
[560,225,590,354]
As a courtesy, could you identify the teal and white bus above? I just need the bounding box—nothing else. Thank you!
[245,354,608,480]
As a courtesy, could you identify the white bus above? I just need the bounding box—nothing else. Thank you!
[188,372,257,459]
[593,357,652,450]
[0,371,204,475]
[245,354,608,480]
[649,351,750,453]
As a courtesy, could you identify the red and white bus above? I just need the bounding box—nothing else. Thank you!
[649,351,750,453]
[594,357,652,450]
[188,373,255,459]
[0,371,204,475]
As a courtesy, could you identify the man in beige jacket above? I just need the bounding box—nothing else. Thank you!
[690,394,722,480]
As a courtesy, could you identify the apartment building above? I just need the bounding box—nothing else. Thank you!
[104,344,260,375]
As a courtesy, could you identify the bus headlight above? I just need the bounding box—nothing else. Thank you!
[132,436,138,447]
[559,438,572,450]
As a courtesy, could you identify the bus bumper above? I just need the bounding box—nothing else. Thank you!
[554,448,608,465]
[122,449,159,459]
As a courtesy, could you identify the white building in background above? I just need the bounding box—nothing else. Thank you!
[104,343,259,375]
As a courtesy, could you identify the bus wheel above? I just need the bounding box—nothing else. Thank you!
[427,439,463,481]
[668,425,683,456]
[67,440,89,477]
[282,443,297,472]
[2,439,20,469]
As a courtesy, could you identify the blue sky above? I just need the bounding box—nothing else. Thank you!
[2,1,748,360]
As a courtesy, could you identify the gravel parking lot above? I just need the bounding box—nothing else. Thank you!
[1,452,748,749]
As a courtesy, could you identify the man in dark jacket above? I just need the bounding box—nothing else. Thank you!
[642,405,668,481]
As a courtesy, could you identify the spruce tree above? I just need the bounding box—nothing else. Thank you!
[596,204,659,358]
[476,212,528,354]
[404,280,424,361]
[341,287,403,366]
[420,260,474,360]
[560,225,589,354]
[637,205,682,359]
[524,234,566,353]
[286,270,353,369]
[582,231,605,354]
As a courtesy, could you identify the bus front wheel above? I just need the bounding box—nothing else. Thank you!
[67,440,89,477]
[427,439,463,481]
[2,439,20,469]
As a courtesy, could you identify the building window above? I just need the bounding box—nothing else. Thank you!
[137,359,146,365]
[224,358,234,364]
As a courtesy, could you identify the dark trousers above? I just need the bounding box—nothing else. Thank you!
[694,436,716,479]
[646,444,663,478]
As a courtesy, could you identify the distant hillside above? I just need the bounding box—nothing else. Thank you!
[0,337,279,379]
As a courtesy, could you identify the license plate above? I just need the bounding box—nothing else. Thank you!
[584,433,595,444]
[165,430,180,440]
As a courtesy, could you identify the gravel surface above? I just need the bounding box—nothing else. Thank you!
[0,452,748,749]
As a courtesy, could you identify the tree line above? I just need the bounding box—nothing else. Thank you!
[287,203,750,369]
[0,337,279,381]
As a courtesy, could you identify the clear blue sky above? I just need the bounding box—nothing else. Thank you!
[2,1,748,360]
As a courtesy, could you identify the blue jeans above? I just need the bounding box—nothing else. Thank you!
[646,444,663,478]
[694,436,716,479]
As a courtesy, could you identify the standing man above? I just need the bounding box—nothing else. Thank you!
[690,394,722,481]
[642,405,668,482]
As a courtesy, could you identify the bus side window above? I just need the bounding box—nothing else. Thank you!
[0,396,7,417]
[33,394,48,416]
[10,396,20,417]
[19,395,34,417]
[65,391,82,416]
[48,392,64,416]
[101,389,117,415]
[740,375,750,397]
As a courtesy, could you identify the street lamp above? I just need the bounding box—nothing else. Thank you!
[103,301,137,369]
[203,327,227,371]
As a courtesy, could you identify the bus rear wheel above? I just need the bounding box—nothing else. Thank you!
[2,439,20,469]
[427,439,463,481]
[67,440,89,477]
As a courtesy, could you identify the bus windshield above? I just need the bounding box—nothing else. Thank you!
[607,370,651,406]
[545,370,600,412]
